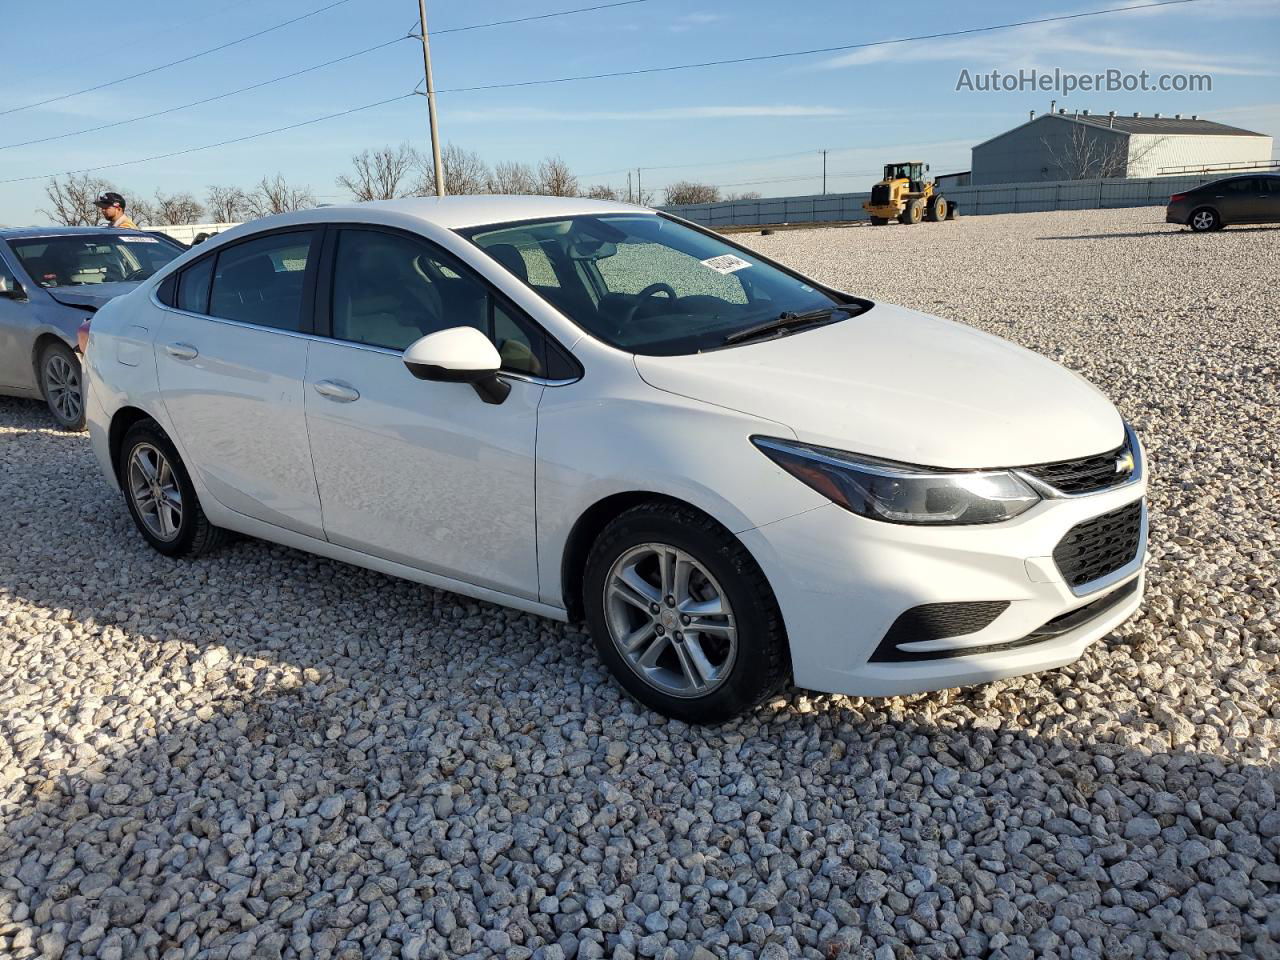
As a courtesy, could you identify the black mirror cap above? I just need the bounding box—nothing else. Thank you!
[403,359,510,404]
[0,283,27,301]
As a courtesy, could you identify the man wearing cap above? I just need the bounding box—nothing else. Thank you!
[94,192,139,230]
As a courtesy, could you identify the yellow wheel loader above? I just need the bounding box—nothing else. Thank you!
[862,162,958,225]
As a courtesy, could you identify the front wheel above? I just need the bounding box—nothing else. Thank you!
[1189,207,1220,232]
[583,503,790,724]
[868,216,888,226]
[899,199,924,225]
[39,341,85,430]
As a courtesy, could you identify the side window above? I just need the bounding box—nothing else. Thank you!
[208,231,312,331]
[0,255,19,295]
[177,257,214,313]
[1225,179,1257,194]
[596,241,749,304]
[330,229,548,376]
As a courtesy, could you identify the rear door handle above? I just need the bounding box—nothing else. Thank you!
[314,380,360,403]
[165,342,198,361]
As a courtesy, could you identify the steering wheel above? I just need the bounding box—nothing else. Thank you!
[618,282,677,329]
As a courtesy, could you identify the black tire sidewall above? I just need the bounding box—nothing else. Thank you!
[39,341,85,431]
[583,509,787,724]
[119,422,203,557]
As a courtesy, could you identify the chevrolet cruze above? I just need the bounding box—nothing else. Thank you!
[85,196,1147,723]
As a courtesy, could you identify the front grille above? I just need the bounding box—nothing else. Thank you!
[1053,501,1143,589]
[870,184,891,205]
[1022,437,1132,495]
[871,600,1009,663]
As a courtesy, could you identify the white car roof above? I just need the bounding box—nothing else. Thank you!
[313,195,654,230]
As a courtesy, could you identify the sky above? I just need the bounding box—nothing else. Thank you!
[1,0,1277,224]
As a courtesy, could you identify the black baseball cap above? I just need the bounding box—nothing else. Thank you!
[94,191,126,208]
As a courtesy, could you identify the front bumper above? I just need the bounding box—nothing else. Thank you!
[740,478,1147,698]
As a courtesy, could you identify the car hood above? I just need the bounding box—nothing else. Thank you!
[45,282,139,311]
[633,303,1124,469]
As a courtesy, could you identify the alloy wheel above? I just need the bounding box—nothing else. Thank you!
[127,443,184,541]
[1192,210,1216,231]
[603,542,738,698]
[43,353,83,425]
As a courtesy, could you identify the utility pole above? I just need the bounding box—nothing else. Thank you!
[417,0,445,197]
[627,171,633,204]
[636,168,642,205]
[822,150,827,195]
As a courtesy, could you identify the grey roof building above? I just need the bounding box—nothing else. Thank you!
[970,110,1273,185]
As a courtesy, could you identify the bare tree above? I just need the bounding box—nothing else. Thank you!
[128,197,158,226]
[416,144,492,196]
[246,174,315,218]
[41,174,111,226]
[147,192,205,225]
[1042,125,1133,180]
[664,181,721,205]
[724,191,761,201]
[583,184,620,200]
[338,143,421,201]
[488,160,538,194]
[206,185,252,223]
[536,155,579,198]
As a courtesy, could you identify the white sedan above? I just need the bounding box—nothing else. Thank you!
[85,196,1147,723]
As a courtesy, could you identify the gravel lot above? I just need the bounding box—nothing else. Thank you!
[2,206,1278,960]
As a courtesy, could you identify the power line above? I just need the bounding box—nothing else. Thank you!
[0,0,355,118]
[437,0,1206,94]
[0,93,416,186]
[429,0,647,36]
[0,1,652,150]
[0,37,410,152]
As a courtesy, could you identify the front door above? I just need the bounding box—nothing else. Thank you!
[303,227,546,598]
[155,229,324,538]
[0,250,34,389]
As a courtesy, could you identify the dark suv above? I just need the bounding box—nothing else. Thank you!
[1167,174,1280,232]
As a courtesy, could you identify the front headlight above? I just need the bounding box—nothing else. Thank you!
[753,437,1040,525]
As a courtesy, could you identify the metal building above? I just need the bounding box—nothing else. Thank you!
[971,110,1273,185]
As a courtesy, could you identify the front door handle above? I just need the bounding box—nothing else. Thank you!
[165,342,198,361]
[314,380,360,403]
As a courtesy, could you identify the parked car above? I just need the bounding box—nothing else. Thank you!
[0,227,184,428]
[85,197,1147,722]
[1167,174,1280,231]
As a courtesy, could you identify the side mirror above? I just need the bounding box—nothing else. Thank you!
[0,281,26,301]
[402,326,510,405]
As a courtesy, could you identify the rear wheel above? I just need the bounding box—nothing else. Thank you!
[926,196,948,222]
[39,341,85,430]
[1189,207,1220,232]
[583,503,790,724]
[899,199,924,225]
[119,420,226,558]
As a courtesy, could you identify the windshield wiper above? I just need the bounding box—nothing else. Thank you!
[721,306,842,345]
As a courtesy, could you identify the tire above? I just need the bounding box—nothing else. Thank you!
[38,340,85,431]
[119,420,226,558]
[1189,207,1220,232]
[869,216,888,226]
[946,204,959,220]
[583,502,790,724]
[926,196,948,222]
[898,199,924,225]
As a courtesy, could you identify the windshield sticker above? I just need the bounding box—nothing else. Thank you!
[121,235,160,242]
[699,254,752,275]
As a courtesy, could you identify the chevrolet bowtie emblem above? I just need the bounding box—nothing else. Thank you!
[1115,451,1135,475]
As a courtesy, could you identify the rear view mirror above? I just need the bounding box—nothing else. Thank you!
[402,326,510,404]
[0,282,26,301]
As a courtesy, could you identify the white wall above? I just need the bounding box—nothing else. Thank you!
[150,222,241,244]
[1127,134,1273,177]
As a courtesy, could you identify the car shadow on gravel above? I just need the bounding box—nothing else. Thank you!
[2,401,1278,958]
[1039,225,1280,240]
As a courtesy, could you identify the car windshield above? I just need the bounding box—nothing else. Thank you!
[463,214,856,355]
[9,234,181,289]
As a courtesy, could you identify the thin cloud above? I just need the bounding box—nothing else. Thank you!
[448,105,846,122]
[670,12,725,32]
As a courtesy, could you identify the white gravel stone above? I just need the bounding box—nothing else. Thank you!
[0,207,1276,959]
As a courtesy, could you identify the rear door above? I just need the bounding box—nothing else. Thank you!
[0,247,33,389]
[1218,178,1260,223]
[155,229,325,538]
